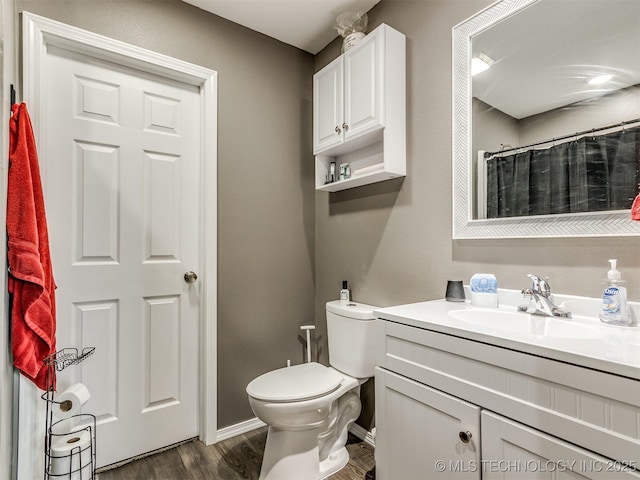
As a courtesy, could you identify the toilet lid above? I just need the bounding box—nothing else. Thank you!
[246,362,343,402]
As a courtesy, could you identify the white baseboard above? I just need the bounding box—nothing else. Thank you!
[349,423,375,447]
[216,417,266,443]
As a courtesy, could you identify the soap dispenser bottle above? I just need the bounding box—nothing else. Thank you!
[340,281,350,303]
[599,259,630,326]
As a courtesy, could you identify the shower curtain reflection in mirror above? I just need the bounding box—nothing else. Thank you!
[481,127,640,219]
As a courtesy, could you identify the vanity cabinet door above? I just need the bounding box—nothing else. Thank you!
[375,367,481,480]
[313,56,344,154]
[481,411,640,479]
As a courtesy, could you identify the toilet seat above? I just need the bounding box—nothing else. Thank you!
[246,362,343,402]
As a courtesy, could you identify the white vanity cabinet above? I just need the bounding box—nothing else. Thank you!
[375,315,640,480]
[376,367,481,479]
[481,411,639,480]
[313,23,405,191]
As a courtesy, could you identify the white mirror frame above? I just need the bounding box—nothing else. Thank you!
[452,0,640,239]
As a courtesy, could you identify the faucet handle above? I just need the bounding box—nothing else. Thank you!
[526,274,551,297]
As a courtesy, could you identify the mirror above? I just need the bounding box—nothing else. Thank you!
[452,0,640,238]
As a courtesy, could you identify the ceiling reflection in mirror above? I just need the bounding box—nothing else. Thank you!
[471,0,640,221]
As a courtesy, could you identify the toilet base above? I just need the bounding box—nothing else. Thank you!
[259,426,320,480]
[258,429,349,480]
[319,446,349,479]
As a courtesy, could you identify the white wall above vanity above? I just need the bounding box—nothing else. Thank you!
[373,290,640,479]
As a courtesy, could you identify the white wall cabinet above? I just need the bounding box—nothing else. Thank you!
[375,319,640,479]
[313,23,405,192]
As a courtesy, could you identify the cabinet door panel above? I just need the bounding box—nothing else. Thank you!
[375,367,481,480]
[313,57,343,153]
[344,31,383,140]
[482,411,640,479]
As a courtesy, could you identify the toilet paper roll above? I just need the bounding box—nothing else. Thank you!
[53,383,91,419]
[49,430,93,480]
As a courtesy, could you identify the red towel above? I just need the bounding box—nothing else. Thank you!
[7,103,56,390]
[632,194,640,221]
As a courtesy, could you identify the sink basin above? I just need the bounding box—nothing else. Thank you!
[448,309,601,339]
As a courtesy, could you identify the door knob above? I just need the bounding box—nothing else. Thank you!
[184,271,198,283]
[459,431,472,444]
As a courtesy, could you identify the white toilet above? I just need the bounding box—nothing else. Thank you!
[246,300,377,480]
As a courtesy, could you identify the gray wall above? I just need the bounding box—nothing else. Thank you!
[520,85,640,145]
[474,85,640,150]
[315,0,640,367]
[16,0,316,428]
[473,98,520,154]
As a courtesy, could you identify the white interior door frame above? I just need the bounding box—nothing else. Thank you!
[21,7,218,460]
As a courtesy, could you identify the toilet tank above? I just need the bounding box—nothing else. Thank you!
[326,300,378,379]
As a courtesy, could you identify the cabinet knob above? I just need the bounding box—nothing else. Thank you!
[342,122,349,130]
[459,431,472,444]
[334,125,342,134]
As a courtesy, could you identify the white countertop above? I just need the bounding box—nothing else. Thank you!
[374,290,640,380]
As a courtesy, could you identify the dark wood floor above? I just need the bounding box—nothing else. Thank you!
[97,427,375,480]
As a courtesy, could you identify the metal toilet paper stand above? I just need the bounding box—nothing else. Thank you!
[42,347,96,480]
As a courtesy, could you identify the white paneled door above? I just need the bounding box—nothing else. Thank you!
[41,40,202,467]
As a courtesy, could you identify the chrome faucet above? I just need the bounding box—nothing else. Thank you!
[518,274,571,318]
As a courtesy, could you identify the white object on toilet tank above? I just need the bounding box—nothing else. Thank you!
[326,300,377,379]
